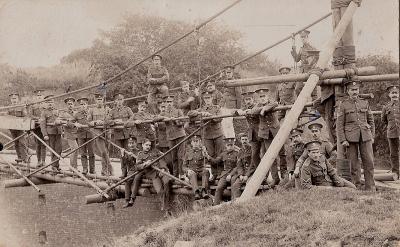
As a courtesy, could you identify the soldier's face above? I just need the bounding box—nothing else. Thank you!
[128,139,136,150]
[152,57,161,66]
[225,69,234,79]
[301,35,309,44]
[47,100,54,108]
[347,87,359,98]
[311,129,321,138]
[206,85,215,92]
[259,94,268,104]
[166,100,174,107]
[66,101,74,109]
[10,96,19,104]
[138,103,147,112]
[203,97,212,105]
[115,97,124,107]
[182,84,190,92]
[308,149,321,161]
[240,136,249,146]
[389,90,399,101]
[79,101,88,110]
[244,96,254,106]
[291,134,301,144]
[142,141,152,152]
[95,97,104,105]
[225,142,234,151]
[159,103,166,112]
[191,138,201,149]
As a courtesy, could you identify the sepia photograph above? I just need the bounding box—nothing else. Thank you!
[0,0,399,246]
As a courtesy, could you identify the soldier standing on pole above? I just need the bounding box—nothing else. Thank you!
[147,54,169,114]
[337,80,376,191]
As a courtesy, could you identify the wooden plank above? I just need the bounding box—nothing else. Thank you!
[0,115,34,130]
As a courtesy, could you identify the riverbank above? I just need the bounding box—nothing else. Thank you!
[114,187,400,247]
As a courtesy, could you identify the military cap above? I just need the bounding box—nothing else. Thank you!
[206,80,216,87]
[306,50,320,56]
[77,97,89,103]
[300,30,310,37]
[162,94,175,101]
[278,67,291,73]
[304,139,322,151]
[255,88,269,95]
[180,80,190,86]
[237,133,247,139]
[290,128,303,138]
[113,92,125,99]
[33,89,44,94]
[191,133,202,141]
[308,122,323,131]
[241,91,255,97]
[223,137,236,143]
[93,93,104,99]
[8,92,19,97]
[224,65,235,70]
[44,95,54,100]
[152,54,162,60]
[64,97,76,104]
[202,91,213,98]
[386,84,399,92]
[344,79,361,89]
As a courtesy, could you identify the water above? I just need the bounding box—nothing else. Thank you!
[0,174,163,247]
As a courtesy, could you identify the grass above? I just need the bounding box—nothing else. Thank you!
[113,188,400,247]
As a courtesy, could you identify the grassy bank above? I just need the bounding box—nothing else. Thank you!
[114,188,400,247]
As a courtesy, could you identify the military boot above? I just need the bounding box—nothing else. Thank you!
[88,156,95,174]
[122,197,135,208]
[81,157,88,175]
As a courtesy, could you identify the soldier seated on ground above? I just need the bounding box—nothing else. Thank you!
[300,140,356,190]
[122,137,141,208]
[207,137,239,205]
[135,138,172,214]
[182,134,211,200]
[231,133,254,201]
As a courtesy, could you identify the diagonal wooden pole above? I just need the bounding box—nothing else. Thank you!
[239,1,361,201]
[30,132,110,198]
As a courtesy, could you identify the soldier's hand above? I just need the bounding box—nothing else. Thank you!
[294,167,300,178]
[243,175,248,182]
[187,96,195,102]
[144,160,152,168]
[114,119,123,125]
[244,109,252,115]
[134,120,142,125]
[371,139,374,144]
[187,169,195,177]
[88,121,95,127]
[341,141,350,147]
[226,175,231,182]
[44,135,49,141]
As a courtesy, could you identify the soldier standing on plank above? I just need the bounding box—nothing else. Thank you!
[107,93,134,178]
[74,97,95,175]
[337,80,376,191]
[7,92,29,163]
[381,84,400,180]
[40,95,62,172]
[147,54,169,114]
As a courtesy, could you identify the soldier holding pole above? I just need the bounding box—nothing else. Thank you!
[30,89,47,167]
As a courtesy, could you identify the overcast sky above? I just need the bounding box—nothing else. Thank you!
[0,0,398,68]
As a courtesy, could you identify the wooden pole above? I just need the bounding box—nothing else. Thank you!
[0,157,41,192]
[239,1,361,201]
[321,73,399,85]
[220,66,376,87]
[30,132,110,199]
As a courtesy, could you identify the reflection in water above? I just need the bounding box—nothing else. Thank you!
[0,174,163,247]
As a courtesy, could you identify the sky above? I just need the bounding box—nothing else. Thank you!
[0,0,398,68]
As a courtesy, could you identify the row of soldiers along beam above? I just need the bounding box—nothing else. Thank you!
[4,32,400,210]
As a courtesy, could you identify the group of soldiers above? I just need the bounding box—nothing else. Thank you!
[4,29,400,212]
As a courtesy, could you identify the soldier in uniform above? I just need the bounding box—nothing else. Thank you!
[294,122,337,173]
[204,81,224,107]
[219,65,242,109]
[182,134,211,199]
[126,99,160,150]
[381,85,400,179]
[337,80,376,191]
[7,93,29,163]
[159,94,186,177]
[208,137,239,205]
[291,30,319,73]
[147,54,169,114]
[189,92,224,163]
[107,93,134,178]
[73,97,95,175]
[156,101,172,167]
[122,137,141,208]
[231,133,254,200]
[300,140,355,189]
[30,89,46,166]
[40,95,62,172]
[275,66,296,120]
[281,128,305,189]
[176,80,200,115]
[136,138,172,214]
[59,97,79,170]
[249,88,281,185]
[87,93,113,176]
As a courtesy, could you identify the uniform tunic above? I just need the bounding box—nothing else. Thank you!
[127,111,157,144]
[381,100,400,176]
[300,157,344,189]
[108,105,134,140]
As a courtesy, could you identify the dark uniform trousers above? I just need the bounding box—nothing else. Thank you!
[382,101,400,176]
[40,109,62,169]
[33,127,46,164]
[125,171,145,201]
[188,170,210,192]
[183,147,211,191]
[78,137,95,173]
[337,98,375,189]
[388,138,399,176]
[9,130,28,162]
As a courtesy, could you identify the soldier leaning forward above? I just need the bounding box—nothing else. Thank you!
[125,99,162,149]
[30,89,46,166]
[59,97,79,170]
[381,85,400,179]
[122,137,141,208]
[107,93,134,178]
[249,88,281,186]
[7,93,28,163]
[87,93,113,176]
[231,133,254,200]
[337,80,376,191]
[135,139,172,213]
[182,134,211,200]
[40,95,62,172]
[300,140,355,190]
[73,97,95,175]
[208,137,239,205]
